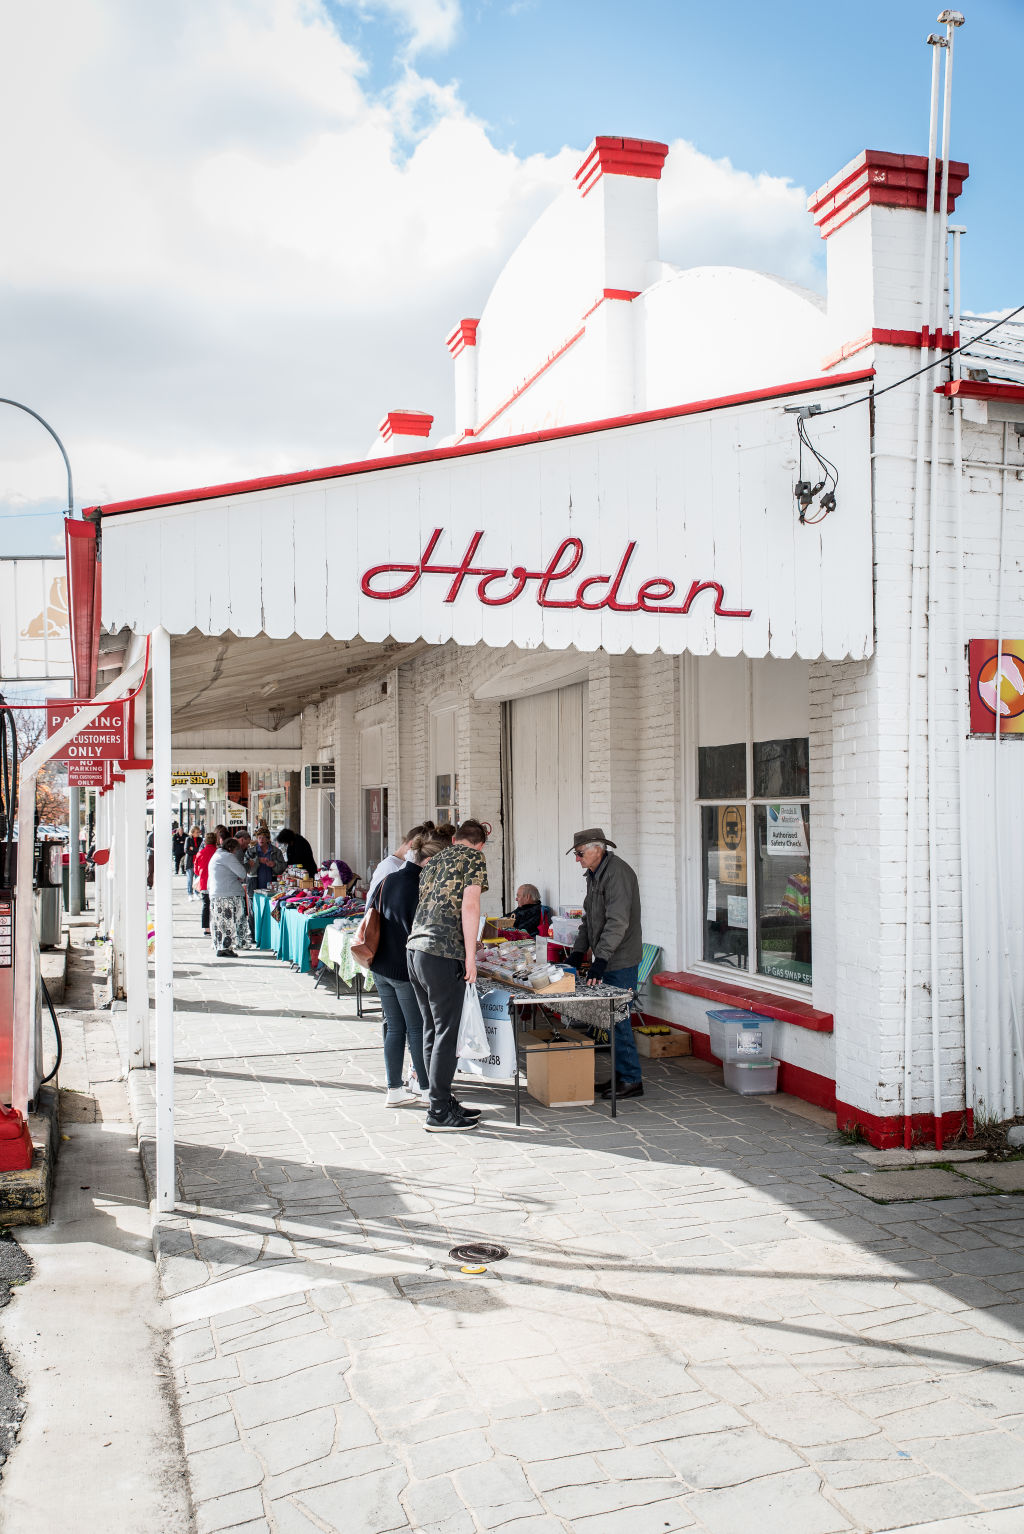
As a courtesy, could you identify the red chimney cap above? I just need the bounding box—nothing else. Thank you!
[379,410,434,442]
[446,319,479,358]
[575,136,669,199]
[808,150,969,239]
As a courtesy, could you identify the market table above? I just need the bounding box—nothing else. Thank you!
[277,905,334,974]
[251,890,275,951]
[319,923,379,1017]
[486,980,635,1121]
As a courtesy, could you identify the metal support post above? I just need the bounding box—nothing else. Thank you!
[152,628,176,1212]
[125,661,150,1069]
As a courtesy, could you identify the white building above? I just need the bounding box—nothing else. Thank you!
[84,133,1024,1151]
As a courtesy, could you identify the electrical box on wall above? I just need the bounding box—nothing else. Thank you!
[304,763,336,788]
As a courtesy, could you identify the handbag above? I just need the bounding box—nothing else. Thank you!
[350,876,387,967]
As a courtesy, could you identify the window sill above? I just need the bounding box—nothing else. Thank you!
[651,969,833,1033]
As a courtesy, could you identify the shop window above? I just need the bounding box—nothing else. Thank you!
[430,706,459,828]
[696,659,811,988]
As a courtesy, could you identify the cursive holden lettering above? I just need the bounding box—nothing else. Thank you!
[360,528,751,619]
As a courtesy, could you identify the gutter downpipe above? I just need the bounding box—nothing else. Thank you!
[903,35,942,1149]
[926,17,959,1152]
[949,224,974,1128]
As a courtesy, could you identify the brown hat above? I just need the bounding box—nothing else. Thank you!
[565,827,617,855]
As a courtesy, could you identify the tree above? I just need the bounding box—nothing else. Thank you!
[9,707,69,828]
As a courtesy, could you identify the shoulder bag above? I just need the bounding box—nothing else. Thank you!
[350,874,388,968]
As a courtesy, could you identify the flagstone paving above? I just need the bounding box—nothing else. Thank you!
[125,888,1024,1533]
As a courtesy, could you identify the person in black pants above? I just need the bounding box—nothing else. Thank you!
[406,819,489,1133]
[275,826,317,879]
[369,835,443,1106]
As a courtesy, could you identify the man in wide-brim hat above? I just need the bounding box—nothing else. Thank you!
[566,828,644,1099]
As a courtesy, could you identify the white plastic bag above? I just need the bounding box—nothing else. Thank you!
[456,982,489,1059]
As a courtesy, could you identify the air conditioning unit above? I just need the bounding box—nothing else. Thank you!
[304,763,336,788]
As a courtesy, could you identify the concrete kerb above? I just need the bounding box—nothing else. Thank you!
[0,1086,60,1230]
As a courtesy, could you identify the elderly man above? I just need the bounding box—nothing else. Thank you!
[566,827,644,1099]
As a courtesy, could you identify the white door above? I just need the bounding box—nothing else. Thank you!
[510,683,587,915]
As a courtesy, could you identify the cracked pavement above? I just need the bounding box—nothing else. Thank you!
[124,887,1024,1533]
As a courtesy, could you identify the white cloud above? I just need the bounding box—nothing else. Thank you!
[0,0,820,521]
[340,0,461,57]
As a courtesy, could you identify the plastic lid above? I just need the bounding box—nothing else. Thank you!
[706,1007,774,1025]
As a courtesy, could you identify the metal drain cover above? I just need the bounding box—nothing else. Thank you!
[449,1242,509,1264]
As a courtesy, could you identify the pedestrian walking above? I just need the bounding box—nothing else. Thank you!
[184,828,200,898]
[406,818,489,1132]
[567,828,644,1099]
[172,825,186,874]
[208,837,251,958]
[193,832,217,935]
[369,834,444,1107]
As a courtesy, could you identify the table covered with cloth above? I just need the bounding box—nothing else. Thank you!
[320,923,376,991]
[251,890,275,951]
[277,905,335,973]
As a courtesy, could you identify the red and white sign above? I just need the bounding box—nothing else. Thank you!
[47,700,131,761]
[67,760,110,789]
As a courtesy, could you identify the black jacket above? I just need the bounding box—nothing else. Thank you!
[370,863,422,982]
[507,901,543,937]
[278,832,317,879]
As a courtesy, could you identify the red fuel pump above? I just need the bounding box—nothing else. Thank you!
[0,695,34,1169]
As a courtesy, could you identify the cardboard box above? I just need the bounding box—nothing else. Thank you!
[523,1026,594,1107]
[635,1028,692,1059]
[531,974,576,996]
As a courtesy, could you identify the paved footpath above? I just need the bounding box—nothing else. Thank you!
[126,887,1024,1534]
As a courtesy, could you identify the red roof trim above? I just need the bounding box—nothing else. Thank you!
[379,409,433,441]
[445,318,479,358]
[937,379,1024,403]
[87,367,875,520]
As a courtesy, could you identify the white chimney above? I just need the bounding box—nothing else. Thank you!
[446,319,479,438]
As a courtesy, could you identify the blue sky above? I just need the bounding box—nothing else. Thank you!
[0,0,1017,556]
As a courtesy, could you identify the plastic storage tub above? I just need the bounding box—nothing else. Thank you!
[706,1007,776,1064]
[723,1060,779,1095]
[550,916,582,947]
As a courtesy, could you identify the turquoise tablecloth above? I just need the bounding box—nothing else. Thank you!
[280,906,334,974]
[252,890,274,950]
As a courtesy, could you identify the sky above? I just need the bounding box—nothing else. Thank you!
[0,0,1018,556]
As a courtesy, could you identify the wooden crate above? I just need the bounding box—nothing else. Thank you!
[635,1028,692,1058]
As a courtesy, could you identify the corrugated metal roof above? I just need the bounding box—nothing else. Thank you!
[960,312,1024,385]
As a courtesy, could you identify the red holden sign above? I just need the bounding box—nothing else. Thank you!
[360,528,752,617]
[47,700,131,761]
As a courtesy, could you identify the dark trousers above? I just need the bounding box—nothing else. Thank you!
[407,950,465,1117]
[199,891,210,932]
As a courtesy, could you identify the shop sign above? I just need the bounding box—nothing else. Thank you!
[172,770,216,786]
[226,802,247,823]
[47,699,130,761]
[711,805,747,886]
[0,558,73,681]
[458,985,517,1080]
[101,394,873,661]
[368,788,382,835]
[969,640,1024,735]
[361,528,752,618]
[766,803,808,856]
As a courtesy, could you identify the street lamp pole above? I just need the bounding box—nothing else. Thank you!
[0,398,81,913]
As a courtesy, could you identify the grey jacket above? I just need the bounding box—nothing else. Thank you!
[569,851,643,972]
[208,849,248,899]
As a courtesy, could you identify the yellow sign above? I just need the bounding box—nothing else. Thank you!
[172,772,216,787]
[717,805,746,885]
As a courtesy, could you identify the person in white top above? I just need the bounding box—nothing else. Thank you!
[366,821,433,906]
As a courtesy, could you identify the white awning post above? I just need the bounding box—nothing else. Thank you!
[124,669,150,1068]
[112,778,127,996]
[152,627,176,1212]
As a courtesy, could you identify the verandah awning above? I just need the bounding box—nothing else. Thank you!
[92,374,874,662]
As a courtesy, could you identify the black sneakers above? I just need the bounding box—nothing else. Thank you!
[425,1103,479,1132]
[448,1094,481,1121]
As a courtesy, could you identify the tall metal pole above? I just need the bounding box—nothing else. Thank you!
[152,627,176,1212]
